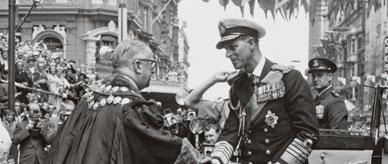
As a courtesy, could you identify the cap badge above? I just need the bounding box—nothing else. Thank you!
[313,60,319,67]
[219,23,226,35]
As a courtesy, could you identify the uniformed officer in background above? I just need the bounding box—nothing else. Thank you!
[308,57,348,130]
[205,19,319,164]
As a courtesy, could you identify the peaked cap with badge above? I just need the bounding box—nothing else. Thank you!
[216,18,266,49]
[308,57,337,73]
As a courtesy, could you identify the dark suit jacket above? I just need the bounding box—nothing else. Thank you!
[13,120,52,164]
[218,59,319,164]
[15,70,31,104]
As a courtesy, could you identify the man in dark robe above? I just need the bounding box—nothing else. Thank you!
[44,40,199,164]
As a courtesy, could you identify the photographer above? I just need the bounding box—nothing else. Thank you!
[12,103,54,164]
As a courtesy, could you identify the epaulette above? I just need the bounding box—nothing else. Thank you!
[271,64,294,74]
[331,91,340,97]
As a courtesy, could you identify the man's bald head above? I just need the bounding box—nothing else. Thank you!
[111,39,153,69]
[111,40,156,90]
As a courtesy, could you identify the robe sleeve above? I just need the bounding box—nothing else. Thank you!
[123,101,199,164]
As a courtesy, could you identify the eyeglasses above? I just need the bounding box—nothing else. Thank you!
[134,58,157,69]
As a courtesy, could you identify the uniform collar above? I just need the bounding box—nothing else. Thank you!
[318,85,333,98]
[252,56,266,77]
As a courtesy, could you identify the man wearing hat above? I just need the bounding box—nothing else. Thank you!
[308,57,348,130]
[15,60,31,104]
[208,19,319,164]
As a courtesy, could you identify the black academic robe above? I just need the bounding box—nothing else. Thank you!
[44,74,198,164]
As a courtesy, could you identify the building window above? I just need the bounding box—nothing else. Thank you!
[108,0,117,5]
[92,0,103,4]
[351,38,356,54]
[43,37,63,53]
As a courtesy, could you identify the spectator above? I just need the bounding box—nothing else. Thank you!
[0,47,8,79]
[12,104,54,164]
[2,110,17,138]
[47,64,62,109]
[203,124,219,146]
[33,59,48,90]
[59,93,74,113]
[2,110,18,163]
[15,60,31,104]
[0,114,12,164]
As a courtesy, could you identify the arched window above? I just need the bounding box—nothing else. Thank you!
[43,37,63,52]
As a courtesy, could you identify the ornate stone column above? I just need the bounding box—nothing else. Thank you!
[82,36,99,69]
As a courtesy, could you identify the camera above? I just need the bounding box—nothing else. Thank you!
[202,144,215,157]
[31,110,42,129]
[186,110,196,121]
[32,118,40,129]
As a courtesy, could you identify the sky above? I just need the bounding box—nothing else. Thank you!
[178,0,309,100]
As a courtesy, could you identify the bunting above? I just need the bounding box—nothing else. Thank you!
[200,0,380,20]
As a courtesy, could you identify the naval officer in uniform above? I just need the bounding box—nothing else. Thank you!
[308,57,348,130]
[207,19,319,164]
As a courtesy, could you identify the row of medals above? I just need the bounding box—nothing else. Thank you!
[255,80,286,103]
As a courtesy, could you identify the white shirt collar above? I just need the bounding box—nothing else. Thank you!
[252,56,266,77]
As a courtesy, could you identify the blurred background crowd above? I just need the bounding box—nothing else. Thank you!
[0,33,98,164]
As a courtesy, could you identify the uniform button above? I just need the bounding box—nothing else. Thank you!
[263,128,268,132]
[265,150,271,155]
[247,151,252,155]
[248,130,252,134]
[247,139,252,144]
[265,139,270,144]
[248,162,253,164]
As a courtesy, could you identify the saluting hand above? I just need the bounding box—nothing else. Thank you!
[212,71,232,83]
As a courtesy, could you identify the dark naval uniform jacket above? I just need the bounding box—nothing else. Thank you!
[212,59,319,164]
[314,86,348,130]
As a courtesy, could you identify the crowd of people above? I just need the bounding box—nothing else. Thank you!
[0,33,99,164]
[0,34,220,164]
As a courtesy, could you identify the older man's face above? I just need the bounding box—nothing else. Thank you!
[224,37,253,69]
[136,51,156,89]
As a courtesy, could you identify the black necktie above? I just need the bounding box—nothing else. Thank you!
[248,73,260,86]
